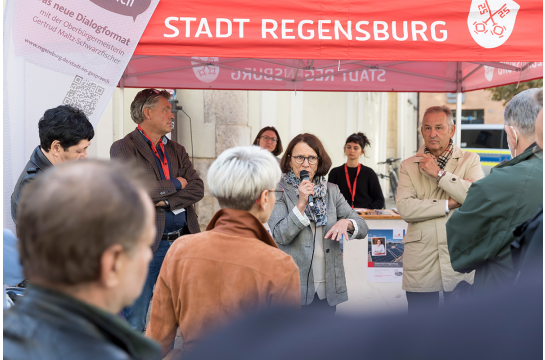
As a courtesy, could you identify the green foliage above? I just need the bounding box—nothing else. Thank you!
[486,79,543,105]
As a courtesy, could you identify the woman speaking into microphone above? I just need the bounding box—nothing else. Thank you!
[268,133,368,313]
[328,133,385,209]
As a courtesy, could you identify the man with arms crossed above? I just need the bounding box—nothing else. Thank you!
[111,89,204,332]
[4,160,161,360]
[396,106,484,313]
[11,104,94,222]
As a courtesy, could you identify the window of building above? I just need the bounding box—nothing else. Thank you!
[453,109,485,124]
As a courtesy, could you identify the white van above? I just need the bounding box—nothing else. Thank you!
[460,124,511,175]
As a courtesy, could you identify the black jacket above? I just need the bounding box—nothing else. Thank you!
[328,164,385,209]
[11,146,53,222]
[512,204,543,284]
[3,285,161,360]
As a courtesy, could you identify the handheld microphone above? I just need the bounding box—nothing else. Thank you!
[299,170,314,208]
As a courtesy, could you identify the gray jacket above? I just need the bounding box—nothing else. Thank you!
[269,177,368,306]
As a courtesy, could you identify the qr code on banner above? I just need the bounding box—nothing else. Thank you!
[62,76,105,117]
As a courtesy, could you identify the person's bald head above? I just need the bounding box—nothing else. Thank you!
[17,160,154,286]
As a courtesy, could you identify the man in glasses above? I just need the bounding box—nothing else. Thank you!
[146,146,300,357]
[110,89,204,333]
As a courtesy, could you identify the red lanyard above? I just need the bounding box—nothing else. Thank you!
[138,125,170,180]
[344,164,361,208]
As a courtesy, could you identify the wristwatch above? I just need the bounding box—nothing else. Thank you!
[164,199,170,209]
[436,170,446,184]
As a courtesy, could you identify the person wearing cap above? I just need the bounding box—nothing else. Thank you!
[110,89,204,333]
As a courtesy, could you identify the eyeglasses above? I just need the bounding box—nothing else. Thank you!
[291,155,319,165]
[140,89,160,114]
[260,135,278,143]
[255,189,284,203]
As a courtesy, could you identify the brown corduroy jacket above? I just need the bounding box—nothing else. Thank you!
[110,128,204,252]
[146,208,301,356]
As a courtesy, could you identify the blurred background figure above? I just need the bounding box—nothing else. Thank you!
[328,132,385,209]
[186,270,542,360]
[146,146,300,357]
[4,160,161,360]
[269,133,368,314]
[11,105,94,223]
[396,105,484,313]
[253,126,284,162]
[447,88,543,295]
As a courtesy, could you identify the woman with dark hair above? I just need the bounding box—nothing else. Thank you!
[328,133,385,209]
[269,133,368,313]
[253,126,283,160]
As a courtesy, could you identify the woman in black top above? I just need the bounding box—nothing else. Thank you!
[328,133,385,209]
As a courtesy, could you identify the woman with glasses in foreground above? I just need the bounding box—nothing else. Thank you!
[147,146,300,356]
[253,126,283,162]
[269,133,368,314]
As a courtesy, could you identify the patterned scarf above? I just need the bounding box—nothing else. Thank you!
[285,170,328,226]
[425,139,454,170]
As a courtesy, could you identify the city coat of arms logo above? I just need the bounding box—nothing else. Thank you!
[467,0,520,49]
[191,57,220,83]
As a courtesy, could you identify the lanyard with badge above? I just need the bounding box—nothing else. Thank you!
[344,164,361,208]
[137,125,170,180]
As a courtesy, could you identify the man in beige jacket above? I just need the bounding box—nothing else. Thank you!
[396,105,484,313]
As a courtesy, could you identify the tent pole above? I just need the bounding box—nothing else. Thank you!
[455,62,462,147]
[455,92,462,147]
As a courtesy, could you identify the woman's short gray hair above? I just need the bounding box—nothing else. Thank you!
[130,89,171,124]
[208,146,282,211]
[422,105,454,127]
[504,88,543,139]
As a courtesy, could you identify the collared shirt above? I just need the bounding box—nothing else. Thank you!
[139,132,187,233]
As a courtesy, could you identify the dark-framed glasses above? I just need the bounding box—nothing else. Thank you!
[270,189,284,201]
[292,155,319,165]
[255,189,284,203]
[260,135,278,143]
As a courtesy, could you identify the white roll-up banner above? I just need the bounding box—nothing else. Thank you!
[3,0,159,232]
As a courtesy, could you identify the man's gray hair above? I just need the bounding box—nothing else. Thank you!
[504,88,543,139]
[535,88,543,106]
[130,89,171,124]
[423,105,454,127]
[208,146,282,211]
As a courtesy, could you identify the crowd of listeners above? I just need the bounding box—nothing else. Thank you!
[3,87,542,360]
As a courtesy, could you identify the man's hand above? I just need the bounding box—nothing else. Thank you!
[155,201,167,207]
[177,177,188,189]
[448,197,461,210]
[415,153,441,178]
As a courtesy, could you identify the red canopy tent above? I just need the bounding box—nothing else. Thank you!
[120,0,543,142]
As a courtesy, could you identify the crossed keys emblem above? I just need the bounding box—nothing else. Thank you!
[473,1,510,37]
[191,57,220,83]
[467,0,520,48]
[197,58,218,77]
